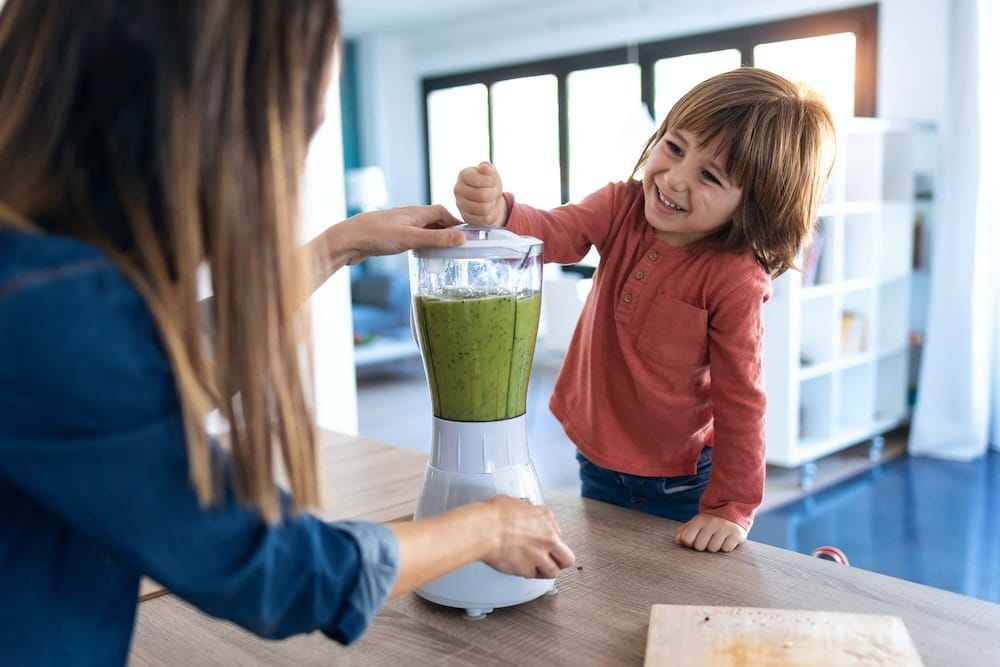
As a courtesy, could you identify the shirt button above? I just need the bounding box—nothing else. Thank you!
[634,271,644,280]
[623,293,634,303]
[648,251,659,261]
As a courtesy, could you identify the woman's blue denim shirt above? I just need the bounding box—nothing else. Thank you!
[0,230,400,666]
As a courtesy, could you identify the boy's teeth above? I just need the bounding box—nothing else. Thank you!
[659,192,682,211]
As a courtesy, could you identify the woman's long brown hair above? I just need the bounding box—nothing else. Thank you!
[0,0,340,521]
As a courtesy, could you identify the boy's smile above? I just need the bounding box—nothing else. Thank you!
[642,129,743,246]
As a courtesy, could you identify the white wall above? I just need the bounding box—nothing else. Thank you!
[303,74,359,434]
[878,0,948,120]
[350,0,948,209]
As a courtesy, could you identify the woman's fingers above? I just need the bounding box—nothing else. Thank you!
[482,496,575,578]
[400,204,462,228]
[550,540,576,570]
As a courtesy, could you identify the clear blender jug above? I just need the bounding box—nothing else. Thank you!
[409,225,553,618]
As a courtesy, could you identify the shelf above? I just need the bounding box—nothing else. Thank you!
[799,352,870,380]
[803,413,909,461]
[818,199,912,216]
[798,343,909,378]
[800,283,840,300]
[773,413,910,469]
[764,118,934,471]
[839,277,879,293]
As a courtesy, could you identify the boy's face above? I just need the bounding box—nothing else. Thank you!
[642,129,743,247]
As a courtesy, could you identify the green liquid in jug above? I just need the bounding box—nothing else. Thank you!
[414,290,541,422]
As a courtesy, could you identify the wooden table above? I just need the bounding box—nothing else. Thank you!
[130,436,1000,667]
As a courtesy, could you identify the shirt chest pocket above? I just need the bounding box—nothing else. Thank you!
[634,295,709,368]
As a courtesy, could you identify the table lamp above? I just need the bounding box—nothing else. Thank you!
[345,165,389,215]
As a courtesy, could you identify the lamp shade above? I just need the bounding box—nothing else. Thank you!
[345,166,389,211]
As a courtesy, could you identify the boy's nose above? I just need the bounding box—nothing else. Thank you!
[664,166,690,192]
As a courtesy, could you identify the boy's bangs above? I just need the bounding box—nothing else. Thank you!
[670,102,756,187]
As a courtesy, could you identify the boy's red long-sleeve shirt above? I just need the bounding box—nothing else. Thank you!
[505,181,771,530]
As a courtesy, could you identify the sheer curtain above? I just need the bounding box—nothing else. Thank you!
[910,0,1000,459]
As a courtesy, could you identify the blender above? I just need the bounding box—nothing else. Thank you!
[409,225,553,619]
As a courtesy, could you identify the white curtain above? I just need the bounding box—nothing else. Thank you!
[910,0,1000,459]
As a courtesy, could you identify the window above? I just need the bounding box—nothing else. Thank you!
[426,84,489,210]
[423,5,877,209]
[567,64,641,202]
[653,49,742,119]
[755,32,857,120]
[492,75,561,209]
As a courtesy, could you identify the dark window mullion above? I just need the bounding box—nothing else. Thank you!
[853,14,878,116]
[557,74,569,205]
[424,46,629,92]
[421,78,432,204]
[487,84,495,165]
[640,53,655,120]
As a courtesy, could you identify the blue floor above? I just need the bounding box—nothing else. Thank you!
[751,450,1000,604]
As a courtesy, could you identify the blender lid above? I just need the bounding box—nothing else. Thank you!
[412,225,542,260]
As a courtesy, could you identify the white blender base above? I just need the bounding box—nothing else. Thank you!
[416,563,556,619]
[414,415,555,617]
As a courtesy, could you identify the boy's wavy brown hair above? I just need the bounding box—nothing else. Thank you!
[631,67,836,278]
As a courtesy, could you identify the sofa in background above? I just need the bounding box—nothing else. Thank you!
[350,264,411,342]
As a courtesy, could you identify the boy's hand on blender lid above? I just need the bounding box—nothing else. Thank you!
[454,161,508,228]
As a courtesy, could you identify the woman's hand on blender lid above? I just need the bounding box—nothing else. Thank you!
[322,204,465,268]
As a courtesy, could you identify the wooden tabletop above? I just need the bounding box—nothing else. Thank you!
[305,429,428,524]
[130,448,1000,666]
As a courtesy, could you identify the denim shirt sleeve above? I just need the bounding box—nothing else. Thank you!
[0,236,400,644]
[323,522,400,643]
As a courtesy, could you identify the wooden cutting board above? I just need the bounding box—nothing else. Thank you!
[644,605,924,666]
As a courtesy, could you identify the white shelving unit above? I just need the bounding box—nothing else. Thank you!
[763,117,935,487]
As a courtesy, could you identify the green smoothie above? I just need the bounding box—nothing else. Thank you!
[414,290,541,422]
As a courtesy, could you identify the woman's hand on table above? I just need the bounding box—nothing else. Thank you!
[674,513,748,553]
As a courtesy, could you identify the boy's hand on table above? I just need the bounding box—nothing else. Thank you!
[674,513,747,552]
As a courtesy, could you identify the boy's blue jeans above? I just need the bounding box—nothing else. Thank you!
[576,447,712,522]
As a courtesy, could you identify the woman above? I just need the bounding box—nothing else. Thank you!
[0,1,574,665]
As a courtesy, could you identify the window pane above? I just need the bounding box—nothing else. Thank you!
[567,63,641,202]
[492,75,561,209]
[427,84,489,210]
[653,49,742,118]
[754,33,856,119]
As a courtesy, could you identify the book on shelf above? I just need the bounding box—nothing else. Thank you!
[912,211,925,269]
[801,227,826,286]
[841,311,867,355]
